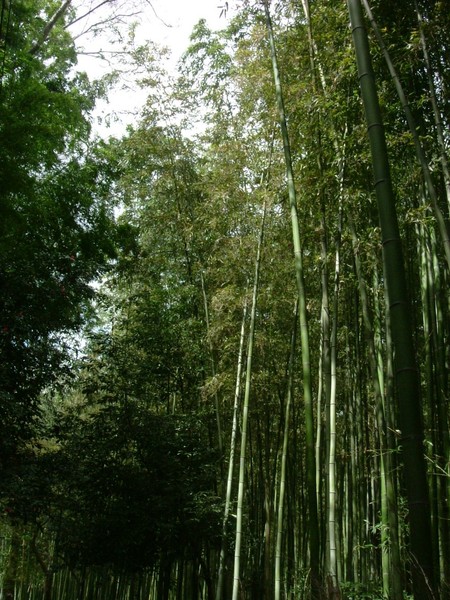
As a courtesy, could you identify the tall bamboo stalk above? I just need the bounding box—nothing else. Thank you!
[298,3,330,572]
[274,301,298,600]
[414,1,450,214]
[328,210,342,599]
[419,224,450,596]
[263,2,321,595]
[360,0,450,271]
[347,1,436,596]
[200,271,224,484]
[350,222,403,600]
[216,294,248,600]
[231,199,267,600]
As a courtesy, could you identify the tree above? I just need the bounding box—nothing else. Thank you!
[2,381,221,597]
[0,0,119,467]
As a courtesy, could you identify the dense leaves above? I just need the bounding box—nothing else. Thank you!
[3,397,221,572]
[0,1,118,457]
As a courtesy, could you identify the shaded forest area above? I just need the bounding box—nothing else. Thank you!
[0,0,449,598]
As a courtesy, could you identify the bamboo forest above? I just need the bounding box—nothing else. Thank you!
[0,0,449,598]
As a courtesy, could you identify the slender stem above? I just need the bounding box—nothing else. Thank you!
[328,209,341,596]
[263,2,321,596]
[215,293,248,600]
[274,301,298,600]
[232,200,267,600]
[415,0,450,213]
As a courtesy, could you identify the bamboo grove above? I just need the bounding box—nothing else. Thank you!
[0,0,449,599]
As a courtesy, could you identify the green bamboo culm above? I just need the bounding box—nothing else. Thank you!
[263,1,321,597]
[231,200,267,600]
[347,1,436,598]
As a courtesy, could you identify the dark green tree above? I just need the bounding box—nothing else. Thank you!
[0,0,119,461]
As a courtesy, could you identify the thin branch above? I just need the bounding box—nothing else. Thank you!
[144,0,172,28]
[29,0,72,55]
[71,12,141,41]
[65,0,112,29]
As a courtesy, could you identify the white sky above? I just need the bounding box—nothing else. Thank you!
[140,0,229,50]
[73,0,234,136]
